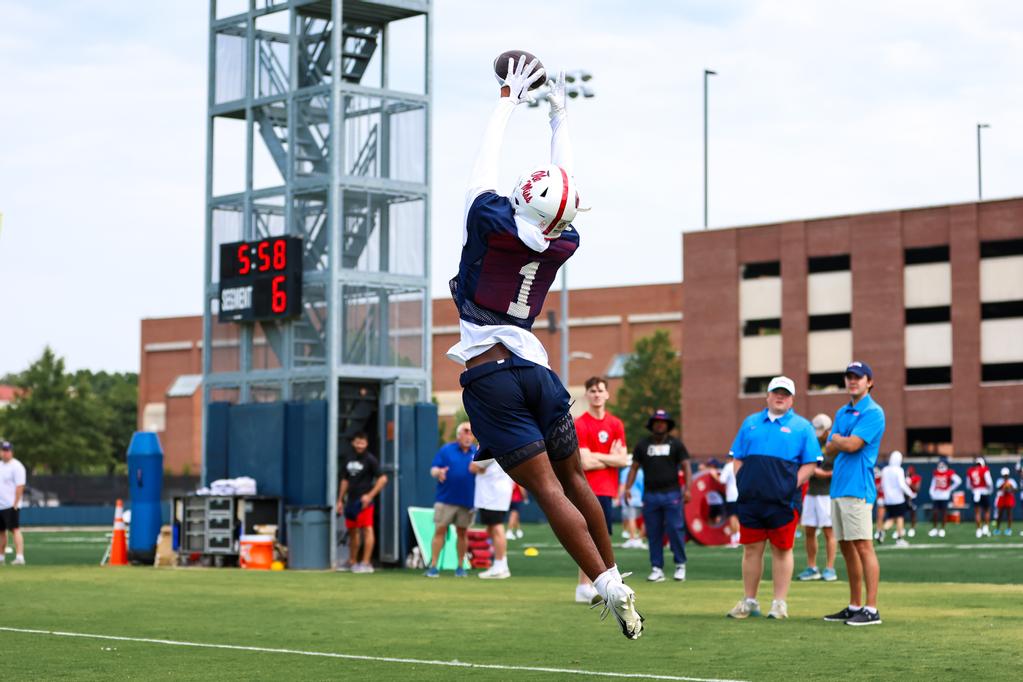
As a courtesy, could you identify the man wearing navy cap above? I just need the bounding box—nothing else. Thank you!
[624,410,691,583]
[0,440,27,565]
[725,377,819,620]
[823,361,887,626]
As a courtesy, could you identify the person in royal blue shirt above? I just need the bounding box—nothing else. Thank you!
[725,376,819,621]
[424,422,478,578]
[445,55,642,639]
[822,361,887,627]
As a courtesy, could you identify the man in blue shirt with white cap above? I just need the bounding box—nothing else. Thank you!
[822,361,886,627]
[725,376,819,621]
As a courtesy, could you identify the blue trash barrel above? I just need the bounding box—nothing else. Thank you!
[286,506,331,569]
[127,432,164,564]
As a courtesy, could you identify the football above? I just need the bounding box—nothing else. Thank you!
[493,49,545,90]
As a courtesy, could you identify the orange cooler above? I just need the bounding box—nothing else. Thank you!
[239,534,274,570]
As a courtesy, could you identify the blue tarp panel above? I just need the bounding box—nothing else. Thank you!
[228,402,286,498]
[205,402,231,483]
[285,400,328,507]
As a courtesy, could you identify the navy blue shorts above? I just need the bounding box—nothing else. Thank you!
[724,501,738,517]
[933,499,949,513]
[738,500,798,530]
[460,355,572,471]
[975,494,992,510]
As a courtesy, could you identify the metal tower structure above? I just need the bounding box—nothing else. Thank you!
[202,0,432,564]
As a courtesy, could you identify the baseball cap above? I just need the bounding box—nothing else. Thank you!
[845,361,873,379]
[767,376,796,395]
[0,440,11,450]
[811,413,832,435]
[1001,467,1011,477]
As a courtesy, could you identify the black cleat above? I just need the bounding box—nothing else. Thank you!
[823,607,861,622]
[845,609,882,626]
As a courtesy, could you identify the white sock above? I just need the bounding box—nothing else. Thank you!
[15,554,23,561]
[863,606,878,614]
[848,604,862,611]
[493,558,507,571]
[745,597,759,606]
[593,567,618,601]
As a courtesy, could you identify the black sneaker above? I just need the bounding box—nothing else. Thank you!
[823,607,861,622]
[845,609,882,626]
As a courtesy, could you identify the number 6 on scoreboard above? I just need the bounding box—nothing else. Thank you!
[507,261,540,319]
[271,275,287,313]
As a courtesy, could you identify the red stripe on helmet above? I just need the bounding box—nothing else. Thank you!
[543,166,570,236]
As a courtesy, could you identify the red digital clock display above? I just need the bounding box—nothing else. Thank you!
[218,236,303,322]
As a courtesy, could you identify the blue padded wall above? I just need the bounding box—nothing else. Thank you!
[227,402,286,498]
[285,400,328,506]
[204,402,231,484]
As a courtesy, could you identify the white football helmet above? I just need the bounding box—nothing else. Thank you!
[510,164,581,239]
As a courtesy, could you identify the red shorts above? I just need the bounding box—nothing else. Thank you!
[740,509,799,550]
[345,504,375,529]
[996,496,1016,510]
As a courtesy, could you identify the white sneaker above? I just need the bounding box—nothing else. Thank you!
[976,528,983,538]
[621,530,631,539]
[928,528,939,537]
[12,556,26,565]
[982,525,991,537]
[727,598,761,619]
[352,563,374,573]
[907,528,916,538]
[505,530,516,541]
[938,528,946,537]
[515,529,524,539]
[767,599,788,619]
[621,538,635,549]
[479,566,511,580]
[894,538,909,548]
[647,567,665,582]
[575,583,600,604]
[673,564,686,582]
[3,546,11,554]
[599,581,644,640]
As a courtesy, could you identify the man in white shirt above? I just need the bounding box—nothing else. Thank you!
[0,441,27,565]
[717,454,740,547]
[470,456,515,579]
[879,451,915,547]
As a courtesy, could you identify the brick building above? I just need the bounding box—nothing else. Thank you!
[682,198,1023,459]
[140,282,683,473]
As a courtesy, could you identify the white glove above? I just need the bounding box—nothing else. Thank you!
[547,70,567,121]
[497,55,545,105]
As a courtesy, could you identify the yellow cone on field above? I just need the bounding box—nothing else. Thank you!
[271,561,285,571]
[524,547,539,557]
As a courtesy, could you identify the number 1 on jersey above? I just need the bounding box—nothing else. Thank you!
[507,261,540,319]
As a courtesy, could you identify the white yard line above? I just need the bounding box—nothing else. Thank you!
[0,626,748,682]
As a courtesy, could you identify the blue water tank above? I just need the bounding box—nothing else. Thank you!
[127,432,164,562]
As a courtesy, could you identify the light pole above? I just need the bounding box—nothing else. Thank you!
[703,69,716,229]
[977,123,990,200]
[529,69,595,387]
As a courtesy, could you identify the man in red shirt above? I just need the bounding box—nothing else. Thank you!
[573,376,630,603]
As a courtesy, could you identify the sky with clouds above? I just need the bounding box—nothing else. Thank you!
[1,0,1021,376]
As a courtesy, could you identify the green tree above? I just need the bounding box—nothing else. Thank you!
[0,348,113,474]
[609,330,682,448]
[72,369,139,472]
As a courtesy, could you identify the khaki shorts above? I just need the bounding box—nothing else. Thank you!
[434,502,474,529]
[831,497,873,541]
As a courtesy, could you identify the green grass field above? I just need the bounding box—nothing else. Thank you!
[4,522,1022,681]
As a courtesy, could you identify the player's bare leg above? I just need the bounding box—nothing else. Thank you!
[805,525,819,567]
[551,451,616,570]
[852,539,879,607]
[742,540,766,600]
[505,452,606,579]
[839,539,864,605]
[771,545,794,602]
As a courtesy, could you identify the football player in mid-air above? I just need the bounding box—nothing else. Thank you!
[447,55,643,639]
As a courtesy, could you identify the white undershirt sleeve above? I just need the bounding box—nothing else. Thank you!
[463,98,518,244]
[550,113,574,173]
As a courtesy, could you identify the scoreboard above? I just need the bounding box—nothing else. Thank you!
[218,236,303,322]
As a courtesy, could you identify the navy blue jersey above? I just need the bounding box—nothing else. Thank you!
[450,192,579,330]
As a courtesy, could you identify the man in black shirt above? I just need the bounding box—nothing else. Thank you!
[625,410,692,583]
[336,432,389,573]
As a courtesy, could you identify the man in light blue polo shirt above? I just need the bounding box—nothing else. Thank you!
[822,361,886,627]
[725,376,819,621]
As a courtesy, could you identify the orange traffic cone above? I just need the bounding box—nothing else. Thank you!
[108,499,128,566]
